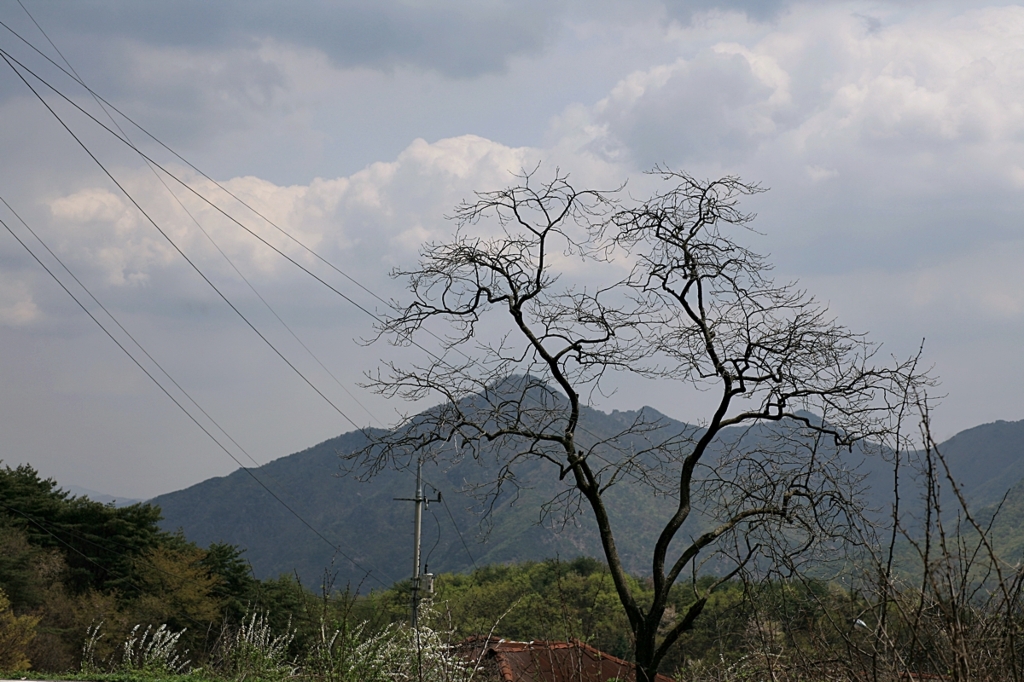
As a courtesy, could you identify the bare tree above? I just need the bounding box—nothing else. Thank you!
[347,168,928,682]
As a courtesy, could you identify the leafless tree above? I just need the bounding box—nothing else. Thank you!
[346,168,928,682]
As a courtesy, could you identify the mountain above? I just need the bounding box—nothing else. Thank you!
[151,407,1024,590]
[64,485,141,507]
[932,419,1024,509]
[935,420,1024,563]
[151,406,693,590]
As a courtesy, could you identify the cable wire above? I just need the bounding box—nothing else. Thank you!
[0,18,485,588]
[4,7,382,430]
[0,22,627,457]
[0,40,617,454]
[0,195,262,469]
[0,20,617,582]
[439,487,479,570]
[1,499,221,592]
[0,48,368,438]
[0,208,393,589]
[0,14,392,311]
[0,12,398,584]
[423,502,442,572]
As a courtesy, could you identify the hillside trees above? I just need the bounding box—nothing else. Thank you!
[0,587,38,671]
[350,168,929,681]
[0,463,293,671]
[0,463,163,595]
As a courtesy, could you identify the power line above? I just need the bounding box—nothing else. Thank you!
[0,26,480,578]
[0,27,391,574]
[1,498,219,592]
[438,489,479,570]
[0,196,262,469]
[0,207,393,589]
[423,504,442,571]
[0,40,612,452]
[0,42,516,480]
[0,14,392,312]
[0,48,368,438]
[0,19,611,580]
[0,14,396,585]
[0,43,383,320]
[0,37,605,560]
[3,7,383,430]
[0,16,491,601]
[0,19,632,453]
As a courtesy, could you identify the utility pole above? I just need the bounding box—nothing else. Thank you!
[411,455,424,629]
[395,454,438,629]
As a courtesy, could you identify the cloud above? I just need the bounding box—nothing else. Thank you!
[0,274,39,326]
[50,187,171,286]
[662,0,792,23]
[807,239,1024,328]
[533,4,1024,285]
[35,135,545,314]
[589,46,789,165]
[575,5,1024,183]
[14,0,560,79]
[8,0,1024,498]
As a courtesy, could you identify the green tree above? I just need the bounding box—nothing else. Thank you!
[0,463,163,594]
[131,542,224,631]
[201,542,258,624]
[0,517,63,613]
[0,587,39,671]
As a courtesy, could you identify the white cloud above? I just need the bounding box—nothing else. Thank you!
[40,135,546,304]
[569,4,1024,191]
[806,165,838,182]
[50,187,169,286]
[0,276,39,326]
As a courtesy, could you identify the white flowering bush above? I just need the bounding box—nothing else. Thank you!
[303,603,478,682]
[77,603,489,682]
[80,621,105,674]
[120,623,192,675]
[216,611,297,682]
[304,620,405,682]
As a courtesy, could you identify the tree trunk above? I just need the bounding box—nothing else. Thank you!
[634,622,659,682]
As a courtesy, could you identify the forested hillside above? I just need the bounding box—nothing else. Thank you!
[5,415,1024,677]
[151,407,1024,591]
[152,399,909,588]
[0,463,316,671]
[152,407,690,588]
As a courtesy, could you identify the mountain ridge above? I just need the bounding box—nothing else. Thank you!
[150,406,1024,589]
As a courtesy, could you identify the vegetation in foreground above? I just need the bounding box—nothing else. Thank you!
[7,433,1024,682]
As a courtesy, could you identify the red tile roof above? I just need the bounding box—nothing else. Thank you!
[460,636,675,682]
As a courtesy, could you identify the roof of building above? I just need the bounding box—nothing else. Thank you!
[460,636,675,682]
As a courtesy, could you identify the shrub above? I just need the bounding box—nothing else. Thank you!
[120,624,192,675]
[214,611,296,682]
[0,587,38,671]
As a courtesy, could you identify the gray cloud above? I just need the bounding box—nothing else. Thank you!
[662,0,792,22]
[15,0,560,78]
[5,0,1024,500]
[595,50,785,166]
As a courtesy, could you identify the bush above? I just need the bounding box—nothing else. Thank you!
[213,611,295,682]
[0,586,38,671]
[120,624,192,675]
[302,604,475,682]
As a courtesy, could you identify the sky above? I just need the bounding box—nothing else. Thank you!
[1,0,1023,499]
